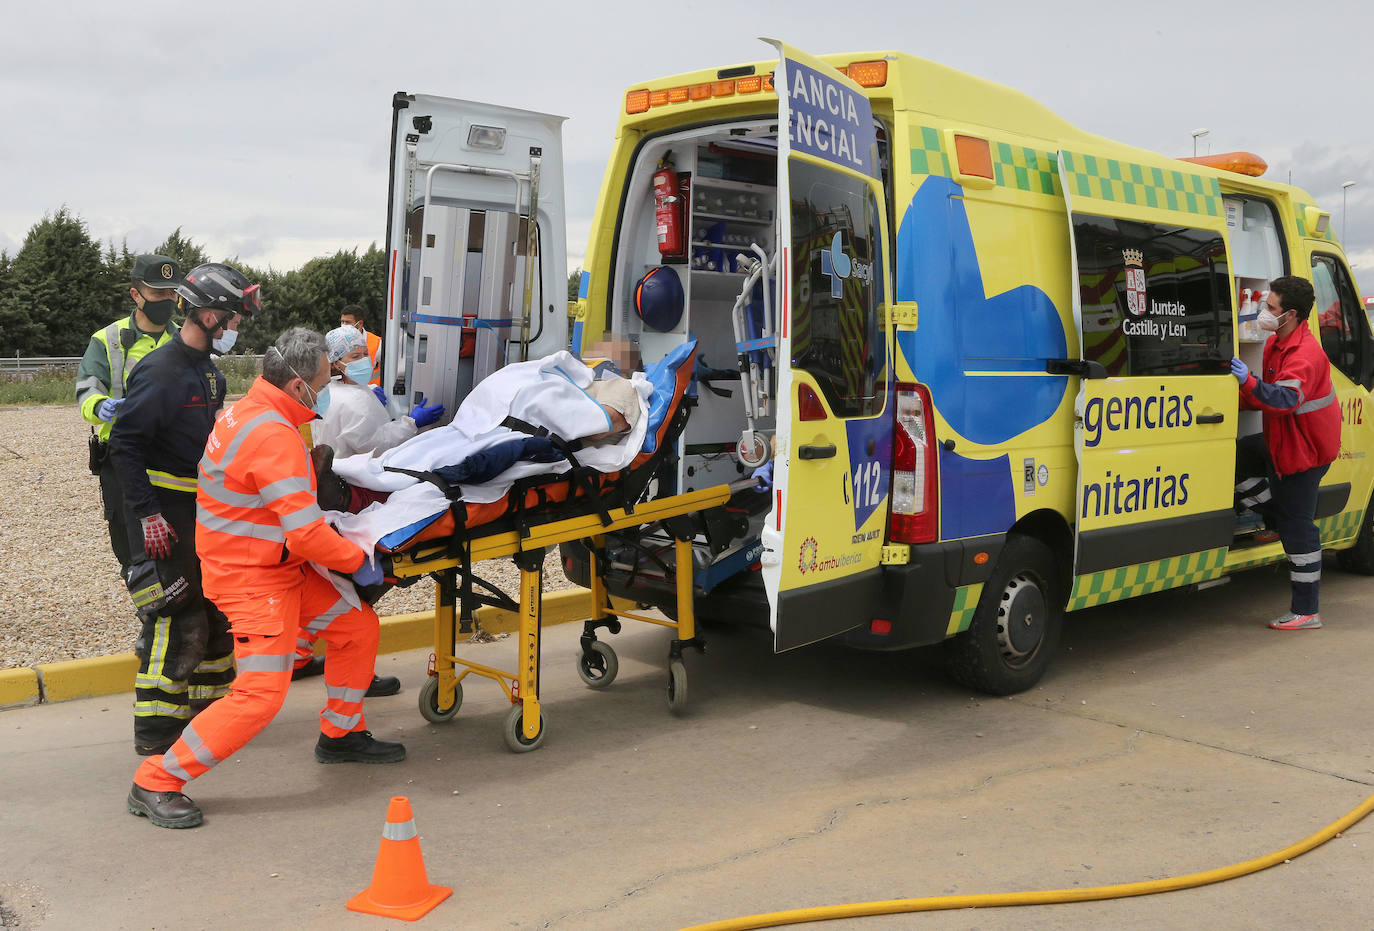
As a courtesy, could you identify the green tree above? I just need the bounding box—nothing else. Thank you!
[238,245,385,352]
[102,238,135,323]
[155,227,210,272]
[568,267,581,301]
[0,208,107,355]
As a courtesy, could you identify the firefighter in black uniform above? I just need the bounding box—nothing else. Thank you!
[110,263,262,755]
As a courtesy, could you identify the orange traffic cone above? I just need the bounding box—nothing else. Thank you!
[346,796,452,921]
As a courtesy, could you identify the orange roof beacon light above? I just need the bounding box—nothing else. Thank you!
[625,89,650,114]
[845,59,888,87]
[1177,151,1268,177]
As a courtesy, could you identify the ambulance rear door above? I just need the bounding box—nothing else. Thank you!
[1058,151,1236,600]
[383,93,568,421]
[759,41,894,650]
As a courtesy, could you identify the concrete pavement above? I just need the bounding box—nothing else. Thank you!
[1,564,1372,929]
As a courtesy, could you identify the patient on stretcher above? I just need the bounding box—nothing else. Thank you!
[312,377,640,514]
[316,342,694,553]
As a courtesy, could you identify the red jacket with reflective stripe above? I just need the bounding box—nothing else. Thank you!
[1239,323,1342,477]
[196,376,366,596]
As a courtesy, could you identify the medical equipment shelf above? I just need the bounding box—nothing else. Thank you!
[389,482,732,752]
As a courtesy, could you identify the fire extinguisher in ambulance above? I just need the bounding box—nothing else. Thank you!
[653,156,685,259]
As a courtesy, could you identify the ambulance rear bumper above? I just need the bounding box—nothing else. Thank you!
[843,539,974,652]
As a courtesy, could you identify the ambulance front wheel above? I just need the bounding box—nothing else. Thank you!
[418,676,462,723]
[944,535,1062,696]
[577,641,619,689]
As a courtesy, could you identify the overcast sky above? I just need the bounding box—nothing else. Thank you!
[3,0,1372,295]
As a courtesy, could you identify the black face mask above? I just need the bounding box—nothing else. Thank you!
[141,298,175,326]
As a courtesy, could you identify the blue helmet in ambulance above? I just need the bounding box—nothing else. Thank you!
[634,266,684,332]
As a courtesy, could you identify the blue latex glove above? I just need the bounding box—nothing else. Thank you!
[1230,357,1250,383]
[372,385,388,406]
[352,554,383,587]
[751,459,774,491]
[409,398,445,428]
[97,397,124,422]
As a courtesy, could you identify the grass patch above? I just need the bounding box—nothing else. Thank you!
[0,356,260,406]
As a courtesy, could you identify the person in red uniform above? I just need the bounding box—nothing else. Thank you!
[126,327,405,829]
[1231,275,1341,630]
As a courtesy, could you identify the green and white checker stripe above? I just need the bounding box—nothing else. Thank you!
[1067,547,1227,611]
[1059,151,1222,217]
[944,582,984,636]
[909,126,951,177]
[992,141,1060,196]
[1319,508,1363,545]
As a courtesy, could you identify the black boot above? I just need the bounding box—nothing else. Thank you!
[365,674,401,697]
[315,730,406,764]
[127,784,203,828]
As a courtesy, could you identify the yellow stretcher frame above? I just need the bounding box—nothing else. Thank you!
[389,483,732,752]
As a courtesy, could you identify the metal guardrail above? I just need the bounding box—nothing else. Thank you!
[1,353,265,374]
[1,355,81,373]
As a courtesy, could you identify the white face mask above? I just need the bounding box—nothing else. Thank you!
[343,357,374,386]
[212,330,239,354]
[1257,308,1287,332]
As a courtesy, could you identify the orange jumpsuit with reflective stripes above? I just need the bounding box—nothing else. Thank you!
[134,376,374,793]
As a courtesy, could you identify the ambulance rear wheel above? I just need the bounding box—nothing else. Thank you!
[666,659,689,714]
[944,535,1062,696]
[503,704,546,753]
[418,677,462,724]
[577,641,619,689]
[1337,496,1374,574]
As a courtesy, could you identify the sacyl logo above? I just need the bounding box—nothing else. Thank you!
[819,231,870,298]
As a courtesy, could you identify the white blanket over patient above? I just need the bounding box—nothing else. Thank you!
[331,351,651,551]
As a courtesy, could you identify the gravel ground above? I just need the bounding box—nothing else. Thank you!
[0,404,572,670]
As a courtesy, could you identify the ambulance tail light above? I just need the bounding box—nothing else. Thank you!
[889,383,938,543]
[798,383,827,421]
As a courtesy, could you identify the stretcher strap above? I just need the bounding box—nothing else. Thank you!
[382,466,461,501]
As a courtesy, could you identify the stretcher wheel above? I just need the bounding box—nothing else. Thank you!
[666,659,689,714]
[576,641,619,689]
[503,704,546,753]
[418,676,463,724]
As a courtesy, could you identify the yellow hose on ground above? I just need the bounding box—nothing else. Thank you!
[681,790,1374,931]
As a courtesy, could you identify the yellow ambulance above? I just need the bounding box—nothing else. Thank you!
[386,42,1374,695]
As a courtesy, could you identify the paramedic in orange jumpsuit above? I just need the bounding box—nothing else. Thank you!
[127,327,404,829]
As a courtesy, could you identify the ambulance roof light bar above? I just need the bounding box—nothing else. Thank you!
[1177,151,1268,177]
[625,59,885,114]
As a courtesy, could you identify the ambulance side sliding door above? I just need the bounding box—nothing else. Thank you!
[1059,151,1236,604]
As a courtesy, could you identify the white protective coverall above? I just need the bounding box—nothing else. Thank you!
[331,351,651,550]
[313,381,417,458]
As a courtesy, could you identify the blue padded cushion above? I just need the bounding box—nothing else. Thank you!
[641,339,697,454]
[378,511,445,551]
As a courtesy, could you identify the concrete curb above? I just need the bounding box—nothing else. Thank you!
[1,589,609,711]
[1,611,435,711]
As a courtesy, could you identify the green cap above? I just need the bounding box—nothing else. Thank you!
[131,254,182,289]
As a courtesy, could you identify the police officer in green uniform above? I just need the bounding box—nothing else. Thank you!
[76,255,182,573]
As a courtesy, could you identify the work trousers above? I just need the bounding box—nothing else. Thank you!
[99,456,133,572]
[126,489,234,752]
[1235,432,1328,615]
[134,567,379,793]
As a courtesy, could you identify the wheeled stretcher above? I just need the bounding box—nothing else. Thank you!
[375,342,738,751]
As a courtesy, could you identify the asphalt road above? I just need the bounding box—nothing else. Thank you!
[2,563,1372,929]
